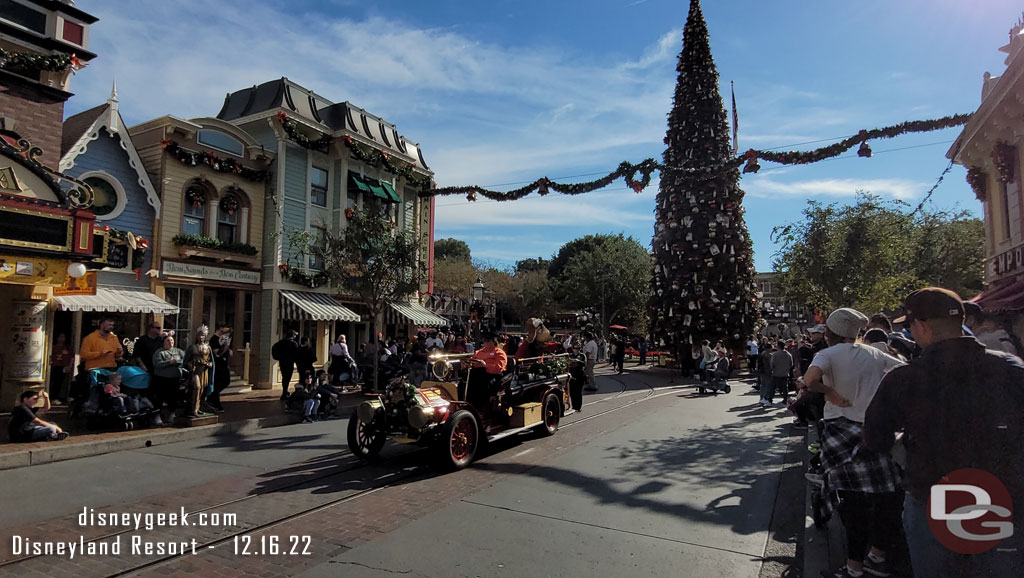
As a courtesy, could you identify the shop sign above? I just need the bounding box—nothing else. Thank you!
[10,300,47,380]
[53,271,98,296]
[163,261,261,285]
[992,243,1024,276]
[0,255,68,286]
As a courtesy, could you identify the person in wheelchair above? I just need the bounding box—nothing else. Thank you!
[467,331,508,408]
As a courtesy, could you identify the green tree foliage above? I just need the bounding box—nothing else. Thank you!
[550,234,651,333]
[432,258,478,300]
[515,257,551,275]
[434,237,471,262]
[771,193,984,314]
[286,206,423,386]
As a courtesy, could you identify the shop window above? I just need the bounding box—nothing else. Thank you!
[218,201,238,244]
[164,287,194,349]
[183,186,207,236]
[311,167,328,207]
[82,174,125,220]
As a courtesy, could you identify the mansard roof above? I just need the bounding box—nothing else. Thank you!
[216,77,430,171]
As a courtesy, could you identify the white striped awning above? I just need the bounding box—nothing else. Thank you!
[386,302,450,327]
[55,287,179,314]
[280,290,360,322]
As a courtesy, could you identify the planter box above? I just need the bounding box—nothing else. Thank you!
[176,245,258,267]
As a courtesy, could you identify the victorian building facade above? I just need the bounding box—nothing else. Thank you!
[0,0,156,406]
[56,86,177,364]
[949,18,1024,337]
[129,115,272,383]
[215,78,445,389]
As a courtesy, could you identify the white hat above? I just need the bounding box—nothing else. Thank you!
[807,324,826,334]
[825,308,868,339]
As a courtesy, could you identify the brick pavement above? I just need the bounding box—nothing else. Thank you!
[0,367,683,578]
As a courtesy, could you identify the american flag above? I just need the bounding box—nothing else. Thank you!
[731,81,739,156]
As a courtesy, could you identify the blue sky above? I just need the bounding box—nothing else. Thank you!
[66,0,1022,272]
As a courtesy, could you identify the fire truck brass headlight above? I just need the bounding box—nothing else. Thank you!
[357,401,381,424]
[408,406,435,429]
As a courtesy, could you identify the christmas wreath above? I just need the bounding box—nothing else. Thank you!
[186,187,206,209]
[220,195,240,216]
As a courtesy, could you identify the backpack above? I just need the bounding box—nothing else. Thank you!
[271,340,283,361]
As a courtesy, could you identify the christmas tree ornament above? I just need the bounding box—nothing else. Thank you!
[857,140,872,158]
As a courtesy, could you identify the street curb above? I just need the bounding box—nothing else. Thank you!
[802,426,845,576]
[0,413,303,471]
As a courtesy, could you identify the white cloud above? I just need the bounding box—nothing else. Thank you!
[72,2,682,193]
[744,177,928,200]
[435,187,655,229]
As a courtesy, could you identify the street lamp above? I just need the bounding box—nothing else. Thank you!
[472,278,485,302]
[471,277,485,345]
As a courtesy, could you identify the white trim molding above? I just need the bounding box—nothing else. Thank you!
[60,101,163,218]
[77,170,127,221]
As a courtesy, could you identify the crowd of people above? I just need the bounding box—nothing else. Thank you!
[9,318,237,443]
[782,289,1024,578]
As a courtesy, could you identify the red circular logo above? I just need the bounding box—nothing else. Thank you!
[928,468,1014,554]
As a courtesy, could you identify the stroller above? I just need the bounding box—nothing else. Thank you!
[79,367,160,431]
[697,356,732,395]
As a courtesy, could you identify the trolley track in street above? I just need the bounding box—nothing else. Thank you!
[1,372,686,578]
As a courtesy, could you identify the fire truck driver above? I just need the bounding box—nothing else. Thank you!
[468,331,507,406]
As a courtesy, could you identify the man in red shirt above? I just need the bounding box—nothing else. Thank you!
[471,333,507,375]
[468,332,507,407]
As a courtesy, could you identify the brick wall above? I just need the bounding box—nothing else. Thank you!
[0,80,67,170]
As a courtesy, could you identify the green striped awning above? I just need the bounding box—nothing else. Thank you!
[380,181,402,203]
[349,173,375,197]
[55,287,179,314]
[280,290,360,322]
[386,302,449,327]
[366,180,390,201]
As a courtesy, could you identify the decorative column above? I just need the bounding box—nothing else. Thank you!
[207,203,219,238]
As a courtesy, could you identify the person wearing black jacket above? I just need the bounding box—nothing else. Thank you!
[272,331,300,400]
[864,288,1024,578]
[297,336,316,382]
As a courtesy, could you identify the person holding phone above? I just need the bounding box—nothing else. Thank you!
[80,317,123,371]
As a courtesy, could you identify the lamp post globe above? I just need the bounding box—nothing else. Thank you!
[67,262,87,278]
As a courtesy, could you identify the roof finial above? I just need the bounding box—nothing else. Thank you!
[109,79,118,103]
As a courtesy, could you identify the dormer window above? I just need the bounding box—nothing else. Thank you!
[197,129,244,156]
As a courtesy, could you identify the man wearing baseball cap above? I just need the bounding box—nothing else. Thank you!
[804,308,905,578]
[864,287,1024,578]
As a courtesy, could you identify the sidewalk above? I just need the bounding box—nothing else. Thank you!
[0,388,369,471]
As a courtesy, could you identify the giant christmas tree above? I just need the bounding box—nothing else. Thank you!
[650,0,757,350]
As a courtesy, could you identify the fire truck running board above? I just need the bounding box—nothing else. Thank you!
[486,422,545,443]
